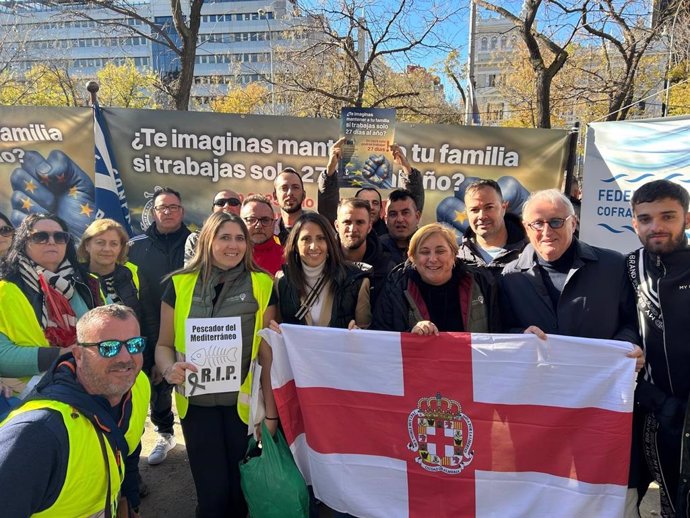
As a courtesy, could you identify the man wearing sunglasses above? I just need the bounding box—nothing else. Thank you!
[499,188,644,514]
[184,189,242,264]
[500,188,642,351]
[0,305,150,517]
[129,186,190,466]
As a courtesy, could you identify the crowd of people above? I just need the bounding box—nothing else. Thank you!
[0,140,688,518]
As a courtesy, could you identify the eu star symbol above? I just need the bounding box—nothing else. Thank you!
[80,203,94,217]
[24,180,37,193]
[69,186,79,198]
[21,197,32,210]
[454,211,467,224]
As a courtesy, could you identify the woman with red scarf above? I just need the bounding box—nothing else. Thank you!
[0,214,98,397]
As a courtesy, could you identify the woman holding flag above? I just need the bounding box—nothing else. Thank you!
[372,223,500,334]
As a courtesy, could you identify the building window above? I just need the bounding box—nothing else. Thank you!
[480,38,487,51]
[487,74,496,87]
[490,37,497,50]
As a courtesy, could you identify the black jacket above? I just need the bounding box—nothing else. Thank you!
[627,247,690,517]
[371,259,500,333]
[457,212,527,276]
[499,239,639,344]
[128,224,190,367]
[87,264,158,354]
[352,231,396,305]
[276,263,369,329]
[379,233,408,267]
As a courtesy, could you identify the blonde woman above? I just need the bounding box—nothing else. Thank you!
[155,212,277,518]
[372,223,500,334]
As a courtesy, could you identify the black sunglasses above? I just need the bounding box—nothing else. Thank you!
[213,198,241,208]
[0,225,14,237]
[78,336,147,358]
[29,231,71,244]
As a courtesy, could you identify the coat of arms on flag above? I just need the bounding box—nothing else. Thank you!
[263,325,637,518]
[407,393,474,474]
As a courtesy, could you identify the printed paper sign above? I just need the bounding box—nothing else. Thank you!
[184,317,243,396]
[339,107,396,188]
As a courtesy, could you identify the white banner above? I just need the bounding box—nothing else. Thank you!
[580,116,690,253]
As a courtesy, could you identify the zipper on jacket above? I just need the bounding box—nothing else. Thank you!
[657,257,674,396]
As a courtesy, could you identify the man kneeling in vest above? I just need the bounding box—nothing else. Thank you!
[0,304,150,518]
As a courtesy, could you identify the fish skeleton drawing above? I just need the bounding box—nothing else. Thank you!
[190,346,238,367]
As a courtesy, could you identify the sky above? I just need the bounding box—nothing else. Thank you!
[299,0,475,101]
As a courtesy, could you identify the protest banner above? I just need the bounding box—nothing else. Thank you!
[100,108,570,234]
[0,106,95,239]
[263,325,635,518]
[0,105,570,236]
[580,116,690,253]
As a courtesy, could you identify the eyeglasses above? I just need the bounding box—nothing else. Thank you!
[153,204,182,213]
[527,216,573,231]
[243,216,274,227]
[213,198,241,208]
[0,225,14,237]
[78,336,146,358]
[29,231,70,244]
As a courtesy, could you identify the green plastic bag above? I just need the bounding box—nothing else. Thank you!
[239,422,309,518]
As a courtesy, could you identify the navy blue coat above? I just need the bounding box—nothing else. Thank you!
[499,239,639,344]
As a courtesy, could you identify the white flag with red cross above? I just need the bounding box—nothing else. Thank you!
[263,325,636,518]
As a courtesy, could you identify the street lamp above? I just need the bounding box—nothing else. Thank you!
[258,7,275,115]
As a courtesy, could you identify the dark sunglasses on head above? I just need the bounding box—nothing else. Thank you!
[78,336,146,358]
[213,198,241,208]
[29,231,71,245]
[0,225,14,237]
[527,216,572,231]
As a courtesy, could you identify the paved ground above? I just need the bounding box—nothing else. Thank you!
[138,408,662,518]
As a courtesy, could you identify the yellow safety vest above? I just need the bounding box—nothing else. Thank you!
[171,269,272,423]
[1,370,150,517]
[0,280,50,394]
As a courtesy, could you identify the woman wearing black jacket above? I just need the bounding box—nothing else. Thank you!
[372,223,500,334]
[77,218,156,341]
[272,212,371,330]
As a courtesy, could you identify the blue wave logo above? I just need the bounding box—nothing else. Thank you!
[601,173,690,184]
[597,223,636,234]
[595,123,690,173]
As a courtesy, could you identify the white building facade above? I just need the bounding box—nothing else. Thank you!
[0,0,307,106]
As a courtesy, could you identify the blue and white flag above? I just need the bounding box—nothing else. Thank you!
[93,104,134,236]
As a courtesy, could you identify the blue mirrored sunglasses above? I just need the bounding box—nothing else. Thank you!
[78,336,146,358]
